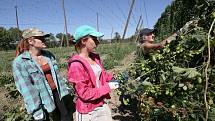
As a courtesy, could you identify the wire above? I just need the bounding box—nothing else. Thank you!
[143,0,149,27]
[96,0,125,26]
[114,0,127,20]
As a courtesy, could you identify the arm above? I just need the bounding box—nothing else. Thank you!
[12,61,44,118]
[68,62,111,101]
[142,42,163,50]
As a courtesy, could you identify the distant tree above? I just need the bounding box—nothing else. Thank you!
[45,33,60,48]
[113,32,121,43]
[0,27,20,51]
[56,33,67,46]
[7,27,21,43]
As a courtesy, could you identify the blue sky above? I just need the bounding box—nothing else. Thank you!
[0,0,173,39]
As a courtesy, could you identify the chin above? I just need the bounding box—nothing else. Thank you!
[41,46,47,49]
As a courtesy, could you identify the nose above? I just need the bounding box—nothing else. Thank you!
[151,34,155,38]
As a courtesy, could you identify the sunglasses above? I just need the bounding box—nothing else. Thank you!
[33,36,46,42]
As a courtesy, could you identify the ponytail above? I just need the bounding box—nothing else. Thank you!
[15,38,30,56]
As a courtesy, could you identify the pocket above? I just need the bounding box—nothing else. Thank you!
[28,68,42,83]
[28,68,39,74]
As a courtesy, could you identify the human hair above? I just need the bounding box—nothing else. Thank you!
[138,35,146,44]
[74,35,90,53]
[15,37,30,56]
[74,39,82,53]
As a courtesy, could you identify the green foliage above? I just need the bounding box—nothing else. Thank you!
[154,0,215,42]
[117,21,215,120]
[3,105,32,121]
[0,27,20,51]
[96,43,136,70]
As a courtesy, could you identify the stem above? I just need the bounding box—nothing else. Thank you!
[204,18,215,121]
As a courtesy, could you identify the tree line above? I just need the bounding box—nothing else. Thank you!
[154,0,215,41]
[0,26,130,51]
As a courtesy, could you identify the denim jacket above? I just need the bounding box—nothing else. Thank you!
[12,50,69,117]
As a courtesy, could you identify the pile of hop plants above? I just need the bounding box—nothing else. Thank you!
[117,16,215,120]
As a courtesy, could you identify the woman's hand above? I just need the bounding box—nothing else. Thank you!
[108,81,120,89]
[33,112,46,121]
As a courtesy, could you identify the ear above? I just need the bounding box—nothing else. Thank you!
[81,37,88,45]
[27,37,34,45]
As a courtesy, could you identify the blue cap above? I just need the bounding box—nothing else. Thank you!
[139,28,154,37]
[74,25,104,43]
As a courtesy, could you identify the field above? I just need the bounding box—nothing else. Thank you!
[0,43,136,120]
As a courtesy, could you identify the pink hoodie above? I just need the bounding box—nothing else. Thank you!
[67,53,113,114]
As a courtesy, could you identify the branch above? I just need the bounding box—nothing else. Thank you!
[204,17,215,121]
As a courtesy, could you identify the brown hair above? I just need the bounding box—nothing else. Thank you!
[74,36,89,53]
[15,37,30,56]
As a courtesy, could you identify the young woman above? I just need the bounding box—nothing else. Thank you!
[67,25,119,121]
[12,28,72,121]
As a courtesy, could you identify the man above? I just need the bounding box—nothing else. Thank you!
[138,28,179,51]
[137,28,165,50]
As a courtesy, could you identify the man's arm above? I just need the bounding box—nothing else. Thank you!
[142,42,163,50]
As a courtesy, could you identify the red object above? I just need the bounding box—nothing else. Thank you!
[41,63,57,90]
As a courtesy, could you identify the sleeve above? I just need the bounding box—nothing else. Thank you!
[12,60,43,116]
[68,62,111,101]
[104,71,113,82]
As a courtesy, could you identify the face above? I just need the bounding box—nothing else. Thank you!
[143,33,155,43]
[82,36,99,52]
[28,36,47,49]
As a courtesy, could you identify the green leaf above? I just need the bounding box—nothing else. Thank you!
[212,12,215,18]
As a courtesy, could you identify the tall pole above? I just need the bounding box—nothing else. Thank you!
[135,19,143,43]
[15,4,19,29]
[139,19,143,30]
[61,0,69,46]
[122,0,135,39]
[110,27,113,45]
[97,12,99,31]
[135,15,142,34]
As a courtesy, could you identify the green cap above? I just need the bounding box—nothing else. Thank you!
[74,25,104,43]
[22,28,50,39]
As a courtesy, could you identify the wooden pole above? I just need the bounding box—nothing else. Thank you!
[135,15,142,34]
[61,0,69,47]
[97,12,99,32]
[110,27,113,45]
[122,0,135,39]
[135,19,143,43]
[15,2,19,30]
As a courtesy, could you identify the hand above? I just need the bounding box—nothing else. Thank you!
[166,39,171,44]
[33,112,45,120]
[108,81,119,89]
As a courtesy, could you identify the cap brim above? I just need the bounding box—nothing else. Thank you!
[148,29,154,34]
[43,33,50,38]
[89,31,104,38]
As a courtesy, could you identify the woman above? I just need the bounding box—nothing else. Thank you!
[12,28,72,121]
[67,25,119,121]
